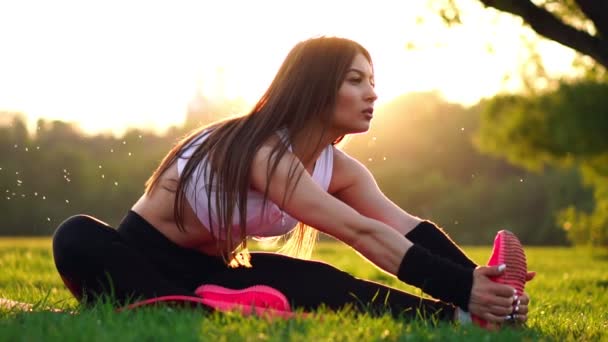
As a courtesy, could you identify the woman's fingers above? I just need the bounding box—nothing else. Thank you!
[501,295,517,308]
[481,311,513,324]
[518,292,530,305]
[496,285,517,298]
[469,295,515,321]
[488,283,517,306]
[515,304,527,315]
[470,284,515,312]
[473,298,527,316]
[471,292,513,310]
[470,266,530,322]
[469,266,533,326]
[488,304,513,316]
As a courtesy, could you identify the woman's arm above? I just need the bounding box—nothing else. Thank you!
[332,150,477,269]
[251,144,411,276]
[253,147,517,322]
[326,151,532,322]
[251,145,509,314]
[330,148,423,236]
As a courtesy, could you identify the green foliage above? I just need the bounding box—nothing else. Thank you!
[1,239,607,341]
[557,162,608,247]
[0,116,186,234]
[480,82,608,162]
[477,81,608,247]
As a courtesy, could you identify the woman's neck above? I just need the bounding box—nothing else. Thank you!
[289,124,338,171]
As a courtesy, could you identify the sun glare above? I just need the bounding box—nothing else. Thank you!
[0,0,576,135]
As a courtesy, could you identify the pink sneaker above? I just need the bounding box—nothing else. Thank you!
[120,285,298,319]
[195,284,294,317]
[486,230,527,296]
[472,230,527,329]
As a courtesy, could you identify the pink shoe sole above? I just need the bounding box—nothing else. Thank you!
[195,284,291,312]
[473,230,527,329]
[119,285,299,319]
[487,230,527,296]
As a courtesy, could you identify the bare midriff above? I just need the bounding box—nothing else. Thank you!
[131,162,222,256]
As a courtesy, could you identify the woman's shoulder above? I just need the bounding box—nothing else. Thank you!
[331,148,364,171]
[328,148,369,193]
[250,132,293,170]
[254,133,288,158]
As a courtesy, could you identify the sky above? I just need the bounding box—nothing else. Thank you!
[0,0,577,136]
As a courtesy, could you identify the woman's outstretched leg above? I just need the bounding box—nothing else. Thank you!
[52,214,192,305]
[205,252,455,321]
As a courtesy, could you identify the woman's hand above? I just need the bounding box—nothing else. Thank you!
[468,265,517,324]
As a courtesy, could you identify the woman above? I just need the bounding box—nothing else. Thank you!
[53,36,531,327]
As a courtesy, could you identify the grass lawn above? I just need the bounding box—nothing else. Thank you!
[0,237,606,341]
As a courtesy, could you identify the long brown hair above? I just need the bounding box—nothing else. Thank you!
[145,36,372,266]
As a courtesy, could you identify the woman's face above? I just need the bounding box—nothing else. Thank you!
[330,53,377,135]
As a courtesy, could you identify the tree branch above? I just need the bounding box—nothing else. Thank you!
[574,0,608,39]
[479,0,608,69]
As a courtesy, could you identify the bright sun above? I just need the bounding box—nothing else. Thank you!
[0,0,576,135]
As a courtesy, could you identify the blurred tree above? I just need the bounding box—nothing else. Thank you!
[477,81,608,247]
[431,0,608,247]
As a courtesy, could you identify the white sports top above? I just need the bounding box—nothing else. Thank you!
[177,129,334,239]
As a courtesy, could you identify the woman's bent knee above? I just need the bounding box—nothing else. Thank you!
[53,215,96,251]
[52,215,113,271]
[53,214,112,245]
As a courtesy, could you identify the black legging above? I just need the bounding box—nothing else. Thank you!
[52,211,455,321]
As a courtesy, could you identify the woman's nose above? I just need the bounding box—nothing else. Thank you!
[366,88,378,102]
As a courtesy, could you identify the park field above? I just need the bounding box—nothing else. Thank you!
[0,238,606,341]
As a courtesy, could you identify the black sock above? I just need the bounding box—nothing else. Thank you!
[405,221,477,270]
[397,244,473,310]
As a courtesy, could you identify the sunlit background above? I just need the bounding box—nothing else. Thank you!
[0,0,576,136]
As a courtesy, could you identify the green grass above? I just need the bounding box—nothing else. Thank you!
[0,238,606,341]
